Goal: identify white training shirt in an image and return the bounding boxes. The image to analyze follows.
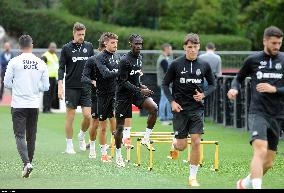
[4,52,50,108]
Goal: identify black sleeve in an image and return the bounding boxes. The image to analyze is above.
[160,59,168,73]
[162,62,175,103]
[58,46,66,81]
[41,56,47,63]
[204,64,216,97]
[118,59,140,93]
[81,57,94,84]
[90,44,95,57]
[276,87,284,95]
[231,57,252,90]
[95,55,117,79]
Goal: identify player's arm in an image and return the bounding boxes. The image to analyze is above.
[58,46,67,100]
[95,55,117,79]
[228,57,252,100]
[81,57,93,85]
[39,63,50,92]
[3,60,14,89]
[162,63,182,112]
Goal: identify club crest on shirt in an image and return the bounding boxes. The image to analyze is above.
[196,69,201,76]
[275,63,282,70]
[83,48,87,53]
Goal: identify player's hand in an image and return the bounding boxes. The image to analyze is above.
[141,88,154,97]
[58,85,64,100]
[171,101,183,113]
[227,89,238,100]
[193,89,205,102]
[256,83,277,93]
[140,84,148,89]
[92,80,96,87]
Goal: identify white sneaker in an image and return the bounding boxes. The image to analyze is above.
[116,156,125,167]
[141,138,155,151]
[65,147,76,154]
[78,133,86,151]
[188,177,200,187]
[89,152,96,159]
[22,163,33,178]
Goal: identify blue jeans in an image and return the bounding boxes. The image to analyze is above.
[159,88,173,121]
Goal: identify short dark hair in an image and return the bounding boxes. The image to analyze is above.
[161,43,171,51]
[184,33,199,45]
[263,26,283,38]
[19,35,33,49]
[206,42,215,50]
[129,34,143,43]
[98,32,107,49]
[73,22,86,32]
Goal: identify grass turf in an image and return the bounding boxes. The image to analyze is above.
[0,106,283,189]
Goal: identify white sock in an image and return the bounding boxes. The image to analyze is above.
[125,127,131,138]
[242,174,252,188]
[66,139,73,147]
[90,140,95,151]
[116,148,122,157]
[26,163,32,168]
[101,144,107,155]
[79,130,86,139]
[122,128,127,140]
[144,128,152,140]
[252,178,262,189]
[189,164,199,179]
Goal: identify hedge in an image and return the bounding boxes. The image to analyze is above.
[0,1,252,50]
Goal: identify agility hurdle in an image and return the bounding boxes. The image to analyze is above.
[135,137,219,171]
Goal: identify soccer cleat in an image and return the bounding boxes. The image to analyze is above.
[116,156,125,167]
[78,133,86,151]
[141,138,155,151]
[89,151,96,159]
[101,154,112,163]
[237,179,246,189]
[122,138,134,149]
[65,147,76,154]
[188,177,200,187]
[22,163,33,178]
[169,149,179,160]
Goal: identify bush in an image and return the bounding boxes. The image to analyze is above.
[0,1,251,50]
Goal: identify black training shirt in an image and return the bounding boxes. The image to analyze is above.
[162,55,216,111]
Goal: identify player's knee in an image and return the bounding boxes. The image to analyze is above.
[116,124,124,133]
[149,104,158,115]
[174,142,187,151]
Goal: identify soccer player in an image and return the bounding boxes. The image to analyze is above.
[115,34,158,167]
[92,32,120,162]
[227,26,284,189]
[58,22,94,154]
[4,35,50,178]
[162,33,216,187]
[81,32,117,160]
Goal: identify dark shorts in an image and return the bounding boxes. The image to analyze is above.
[248,113,280,151]
[97,94,115,121]
[91,94,98,119]
[65,87,91,109]
[173,110,204,139]
[115,93,147,119]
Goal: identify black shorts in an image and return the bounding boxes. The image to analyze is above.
[97,94,115,121]
[91,94,98,119]
[173,110,204,139]
[65,87,91,109]
[248,114,280,151]
[115,93,147,119]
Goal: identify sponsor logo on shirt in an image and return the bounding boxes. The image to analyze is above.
[72,57,89,63]
[130,69,142,76]
[180,78,202,84]
[256,71,283,79]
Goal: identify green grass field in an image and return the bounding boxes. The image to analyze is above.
[0,106,283,189]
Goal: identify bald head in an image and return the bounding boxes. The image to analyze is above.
[4,42,11,52]
[48,42,57,53]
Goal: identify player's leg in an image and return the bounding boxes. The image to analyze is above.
[122,118,134,149]
[89,117,99,158]
[139,97,158,150]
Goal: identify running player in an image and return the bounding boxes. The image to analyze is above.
[162,33,216,187]
[115,34,158,167]
[228,26,284,189]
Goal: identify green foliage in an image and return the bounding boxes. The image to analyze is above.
[0,1,251,50]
